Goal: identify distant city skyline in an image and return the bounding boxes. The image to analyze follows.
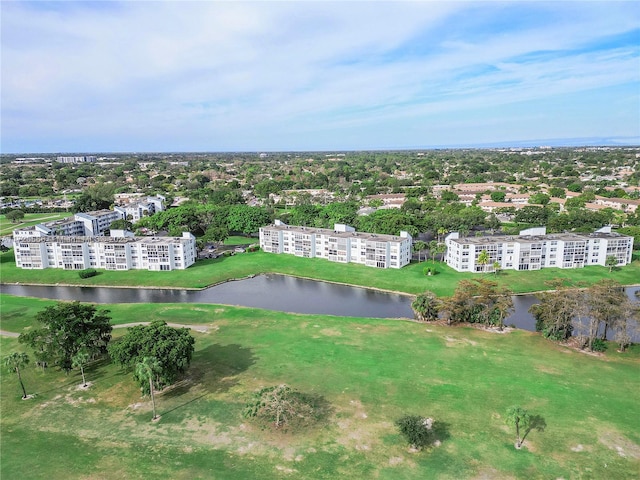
[2,1,639,154]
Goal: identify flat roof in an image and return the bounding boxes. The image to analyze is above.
[261,224,409,242]
[15,235,191,245]
[450,231,632,245]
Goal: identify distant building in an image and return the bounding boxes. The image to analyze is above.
[56,156,97,164]
[13,210,123,239]
[114,195,166,222]
[260,221,412,269]
[445,226,634,273]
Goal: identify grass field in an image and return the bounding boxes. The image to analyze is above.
[1,295,639,479]
[0,212,72,236]
[223,235,258,246]
[1,248,639,296]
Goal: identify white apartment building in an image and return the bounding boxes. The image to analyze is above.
[13,210,124,240]
[114,195,166,222]
[445,226,634,273]
[13,232,196,271]
[260,221,412,268]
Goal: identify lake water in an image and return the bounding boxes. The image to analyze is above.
[1,276,638,335]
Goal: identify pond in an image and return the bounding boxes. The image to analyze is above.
[1,276,638,337]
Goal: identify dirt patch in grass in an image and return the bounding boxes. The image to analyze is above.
[599,430,640,459]
[320,328,342,337]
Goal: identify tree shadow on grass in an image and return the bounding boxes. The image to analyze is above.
[522,414,547,443]
[431,420,452,445]
[159,343,256,404]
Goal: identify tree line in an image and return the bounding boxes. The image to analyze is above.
[412,279,639,353]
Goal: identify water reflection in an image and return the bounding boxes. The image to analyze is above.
[1,278,637,335]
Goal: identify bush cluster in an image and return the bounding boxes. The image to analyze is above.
[78,268,97,279]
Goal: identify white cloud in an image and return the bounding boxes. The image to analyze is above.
[1,1,638,151]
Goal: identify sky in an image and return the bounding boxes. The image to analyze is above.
[1,1,639,153]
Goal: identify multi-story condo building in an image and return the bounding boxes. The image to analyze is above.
[13,232,196,271]
[260,221,412,268]
[13,210,124,240]
[114,195,166,222]
[445,226,633,273]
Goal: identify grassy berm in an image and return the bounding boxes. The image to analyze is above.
[1,296,639,479]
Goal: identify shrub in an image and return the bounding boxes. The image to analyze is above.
[591,338,607,352]
[244,384,330,430]
[78,268,97,279]
[395,415,436,450]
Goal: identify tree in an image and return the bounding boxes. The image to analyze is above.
[19,302,112,372]
[434,242,447,263]
[5,209,25,223]
[72,349,90,387]
[428,240,438,262]
[108,321,195,393]
[243,384,327,429]
[227,205,272,236]
[412,291,440,322]
[109,219,133,231]
[492,261,502,276]
[5,352,30,399]
[477,250,490,273]
[578,280,630,351]
[490,191,506,202]
[136,357,161,421]
[413,241,427,262]
[441,279,513,327]
[605,255,618,273]
[395,415,437,450]
[529,288,577,341]
[505,406,531,448]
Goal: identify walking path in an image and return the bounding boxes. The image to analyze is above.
[0,322,210,338]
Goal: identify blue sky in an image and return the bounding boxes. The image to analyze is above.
[1,1,639,153]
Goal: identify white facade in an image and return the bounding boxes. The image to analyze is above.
[56,156,97,163]
[114,195,166,222]
[445,227,634,273]
[14,232,196,271]
[260,221,412,268]
[13,210,125,239]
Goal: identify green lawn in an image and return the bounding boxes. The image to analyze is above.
[1,248,639,296]
[1,296,639,479]
[223,235,258,246]
[0,212,72,236]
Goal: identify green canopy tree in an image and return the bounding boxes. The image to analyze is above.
[4,352,30,399]
[108,321,195,393]
[411,291,440,322]
[605,255,618,273]
[19,301,112,372]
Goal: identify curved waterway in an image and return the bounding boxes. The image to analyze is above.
[0,274,414,319]
[1,277,638,334]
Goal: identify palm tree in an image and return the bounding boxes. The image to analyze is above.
[435,242,447,263]
[413,241,427,262]
[72,350,90,387]
[477,250,490,273]
[493,261,502,276]
[136,357,161,421]
[4,352,30,399]
[505,406,531,448]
